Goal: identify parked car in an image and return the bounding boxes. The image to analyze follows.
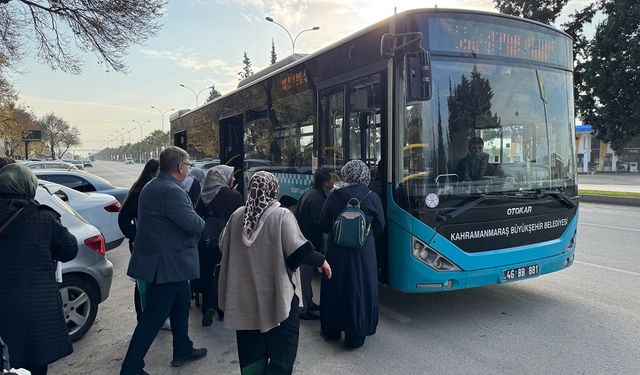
[35,183,114,342]
[68,160,85,170]
[125,157,134,165]
[24,161,78,171]
[43,181,125,250]
[82,159,93,167]
[33,170,129,203]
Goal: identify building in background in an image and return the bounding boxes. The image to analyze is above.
[575,124,640,173]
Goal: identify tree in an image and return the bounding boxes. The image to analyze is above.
[205,84,221,102]
[270,39,277,65]
[38,113,80,159]
[492,0,569,24]
[0,75,16,104]
[0,0,165,74]
[570,0,640,152]
[0,103,36,158]
[238,51,253,80]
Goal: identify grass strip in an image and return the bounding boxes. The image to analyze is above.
[579,189,640,199]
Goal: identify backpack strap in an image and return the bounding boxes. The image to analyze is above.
[0,207,24,235]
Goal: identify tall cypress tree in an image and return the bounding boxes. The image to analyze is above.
[270,39,277,65]
[238,52,253,80]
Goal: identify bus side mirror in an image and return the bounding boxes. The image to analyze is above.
[406,50,432,103]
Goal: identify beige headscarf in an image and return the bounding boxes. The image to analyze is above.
[0,164,38,199]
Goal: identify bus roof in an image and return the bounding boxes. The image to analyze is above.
[172,8,571,120]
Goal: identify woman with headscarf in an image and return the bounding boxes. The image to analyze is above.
[218,171,332,374]
[0,164,78,375]
[118,158,160,321]
[194,165,242,326]
[319,159,385,350]
[183,167,205,205]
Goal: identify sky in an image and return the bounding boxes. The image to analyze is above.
[7,0,593,155]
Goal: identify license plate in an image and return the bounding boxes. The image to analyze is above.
[502,264,539,282]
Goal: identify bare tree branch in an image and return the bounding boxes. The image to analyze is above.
[0,0,165,73]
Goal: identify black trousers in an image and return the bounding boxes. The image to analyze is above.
[129,241,143,321]
[299,264,315,313]
[198,245,221,314]
[24,365,47,375]
[236,295,299,375]
[120,281,193,375]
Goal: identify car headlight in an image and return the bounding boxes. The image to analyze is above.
[412,236,461,272]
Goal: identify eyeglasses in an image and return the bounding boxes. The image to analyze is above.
[178,161,190,168]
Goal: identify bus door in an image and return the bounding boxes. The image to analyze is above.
[319,72,388,280]
[220,114,245,197]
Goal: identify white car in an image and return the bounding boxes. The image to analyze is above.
[125,157,134,165]
[40,181,125,250]
[35,184,114,341]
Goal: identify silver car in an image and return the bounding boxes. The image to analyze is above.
[36,183,114,342]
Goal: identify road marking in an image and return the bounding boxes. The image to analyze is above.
[380,305,411,323]
[575,260,640,277]
[579,222,640,232]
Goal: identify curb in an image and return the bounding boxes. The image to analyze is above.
[579,194,640,207]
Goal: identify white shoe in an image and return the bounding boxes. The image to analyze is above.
[161,318,171,331]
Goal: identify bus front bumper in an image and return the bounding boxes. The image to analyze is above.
[391,249,575,293]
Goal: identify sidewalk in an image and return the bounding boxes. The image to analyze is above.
[577,173,640,206]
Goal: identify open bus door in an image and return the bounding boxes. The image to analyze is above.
[318,72,389,282]
[220,114,245,198]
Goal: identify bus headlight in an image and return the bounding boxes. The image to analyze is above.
[565,230,577,253]
[412,236,461,272]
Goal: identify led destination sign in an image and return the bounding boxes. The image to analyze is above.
[428,15,572,68]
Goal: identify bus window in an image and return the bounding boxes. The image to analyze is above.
[319,87,345,170]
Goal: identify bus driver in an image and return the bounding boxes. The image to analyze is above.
[456,137,502,181]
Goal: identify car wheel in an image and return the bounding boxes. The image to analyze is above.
[59,275,99,342]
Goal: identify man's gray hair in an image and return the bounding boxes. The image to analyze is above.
[159,146,189,172]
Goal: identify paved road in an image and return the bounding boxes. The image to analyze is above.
[578,173,640,192]
[51,161,640,374]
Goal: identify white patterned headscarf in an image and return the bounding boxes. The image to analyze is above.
[242,171,279,241]
[341,160,371,186]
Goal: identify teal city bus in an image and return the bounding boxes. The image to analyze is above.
[170,8,578,292]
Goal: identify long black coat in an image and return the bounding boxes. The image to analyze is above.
[319,184,385,337]
[0,197,78,368]
[295,186,327,250]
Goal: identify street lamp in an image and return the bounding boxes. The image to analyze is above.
[179,84,211,107]
[265,16,319,55]
[150,106,175,133]
[121,127,137,144]
[132,120,150,142]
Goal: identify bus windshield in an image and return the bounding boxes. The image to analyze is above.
[395,60,576,213]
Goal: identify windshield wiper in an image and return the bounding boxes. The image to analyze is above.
[437,193,513,222]
[518,189,578,209]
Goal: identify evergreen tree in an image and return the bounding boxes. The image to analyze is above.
[492,0,569,24]
[569,0,640,152]
[205,84,222,102]
[270,39,277,65]
[238,52,253,80]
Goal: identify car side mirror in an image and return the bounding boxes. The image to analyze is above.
[54,190,69,202]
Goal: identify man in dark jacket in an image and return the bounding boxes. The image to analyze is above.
[120,147,207,375]
[294,168,334,320]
